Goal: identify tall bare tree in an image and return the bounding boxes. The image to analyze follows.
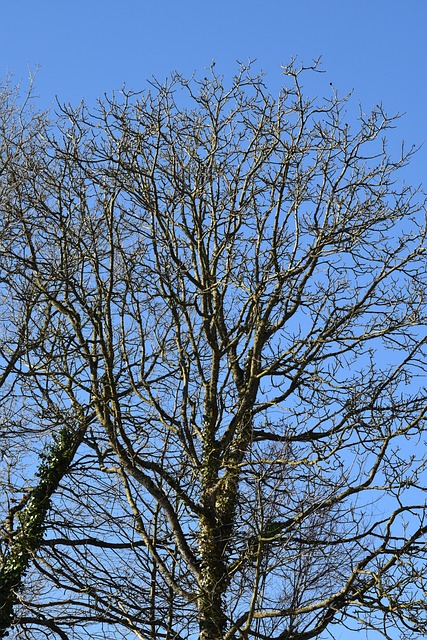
[1,62,427,640]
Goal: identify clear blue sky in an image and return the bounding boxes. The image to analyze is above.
[1,0,426,184]
[1,3,425,639]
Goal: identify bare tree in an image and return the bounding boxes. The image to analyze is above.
[1,62,427,640]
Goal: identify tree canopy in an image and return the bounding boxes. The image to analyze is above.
[1,62,427,640]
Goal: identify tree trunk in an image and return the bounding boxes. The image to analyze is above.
[198,517,229,640]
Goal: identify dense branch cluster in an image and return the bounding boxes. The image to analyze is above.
[1,63,427,640]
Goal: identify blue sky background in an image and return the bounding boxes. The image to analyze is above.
[0,3,425,639]
[1,0,426,185]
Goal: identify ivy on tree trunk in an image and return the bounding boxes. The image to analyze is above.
[0,423,87,637]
